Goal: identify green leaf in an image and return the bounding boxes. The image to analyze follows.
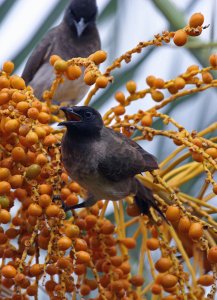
[0,0,16,24]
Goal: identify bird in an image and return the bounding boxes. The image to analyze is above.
[22,0,101,104]
[58,106,166,220]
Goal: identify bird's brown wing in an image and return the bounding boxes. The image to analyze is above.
[98,127,158,182]
[22,31,54,84]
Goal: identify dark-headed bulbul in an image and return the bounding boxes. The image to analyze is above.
[22,0,101,104]
[58,106,166,220]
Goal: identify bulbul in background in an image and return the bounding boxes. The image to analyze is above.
[22,0,101,104]
[59,106,166,220]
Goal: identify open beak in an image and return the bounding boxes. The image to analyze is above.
[58,107,81,126]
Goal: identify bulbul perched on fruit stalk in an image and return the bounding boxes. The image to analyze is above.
[22,0,101,104]
[58,106,166,220]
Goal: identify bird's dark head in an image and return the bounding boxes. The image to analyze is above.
[58,106,103,136]
[64,0,98,37]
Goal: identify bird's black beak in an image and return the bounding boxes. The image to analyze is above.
[58,107,81,126]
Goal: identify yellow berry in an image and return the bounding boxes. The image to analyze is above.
[126,80,136,93]
[209,54,217,68]
[65,65,82,80]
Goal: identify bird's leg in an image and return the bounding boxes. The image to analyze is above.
[62,194,97,212]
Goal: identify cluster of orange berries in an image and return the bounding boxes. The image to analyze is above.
[173,12,205,46]
[49,50,109,89]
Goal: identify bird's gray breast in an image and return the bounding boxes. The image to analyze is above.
[29,63,88,103]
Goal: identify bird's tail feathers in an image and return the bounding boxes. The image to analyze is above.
[135,179,167,222]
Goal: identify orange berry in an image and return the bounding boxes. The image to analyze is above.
[205,147,217,159]
[76,250,91,264]
[155,257,172,272]
[0,181,11,195]
[10,75,25,90]
[46,264,58,275]
[39,194,52,208]
[74,238,88,251]
[126,203,140,217]
[27,107,39,120]
[188,222,203,240]
[0,209,11,223]
[130,275,144,286]
[84,71,97,85]
[110,256,123,267]
[161,274,178,288]
[39,184,52,195]
[26,284,37,296]
[146,75,156,87]
[146,238,160,250]
[213,184,217,195]
[54,59,68,72]
[141,113,153,127]
[173,30,188,46]
[100,221,115,234]
[202,72,213,84]
[154,78,165,89]
[4,119,20,133]
[207,246,217,264]
[113,105,125,115]
[26,164,41,179]
[28,203,43,217]
[80,284,91,296]
[151,283,162,295]
[3,61,14,74]
[197,274,214,286]
[0,168,10,181]
[189,13,204,28]
[11,91,26,102]
[91,50,107,64]
[1,265,17,278]
[38,112,50,124]
[57,236,72,251]
[0,77,10,89]
[26,131,39,146]
[11,147,26,163]
[36,154,48,166]
[174,77,185,89]
[192,137,203,147]
[96,76,109,88]
[65,194,79,206]
[209,54,217,68]
[151,90,164,102]
[0,92,10,105]
[49,55,61,66]
[68,182,81,193]
[85,215,97,228]
[65,224,80,238]
[65,64,82,80]
[34,127,46,140]
[29,264,43,276]
[178,216,191,233]
[45,204,60,218]
[120,261,131,274]
[119,238,136,249]
[16,101,30,113]
[9,175,23,189]
[166,206,181,223]
[115,91,125,104]
[191,151,203,162]
[126,80,136,93]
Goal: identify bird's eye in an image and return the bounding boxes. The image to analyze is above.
[84,111,93,119]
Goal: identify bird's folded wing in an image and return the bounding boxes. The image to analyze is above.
[22,31,54,84]
[98,128,158,182]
